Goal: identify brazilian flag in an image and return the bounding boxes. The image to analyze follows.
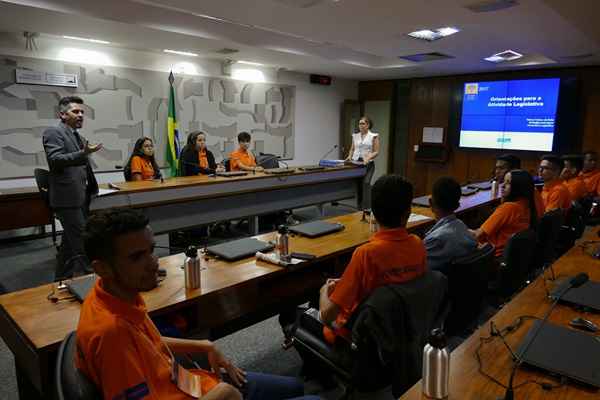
[166,71,180,177]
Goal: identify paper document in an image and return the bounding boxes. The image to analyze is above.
[408,213,432,223]
[422,127,444,144]
[97,188,118,196]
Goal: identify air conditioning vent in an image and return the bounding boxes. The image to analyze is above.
[465,0,519,13]
[398,52,454,62]
[272,0,326,8]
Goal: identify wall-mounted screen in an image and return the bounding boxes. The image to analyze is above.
[458,78,560,151]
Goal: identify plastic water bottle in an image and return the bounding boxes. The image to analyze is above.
[184,246,201,290]
[422,328,450,399]
[276,225,290,262]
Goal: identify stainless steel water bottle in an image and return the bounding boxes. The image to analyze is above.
[491,179,499,198]
[276,225,290,262]
[184,246,201,289]
[422,328,450,399]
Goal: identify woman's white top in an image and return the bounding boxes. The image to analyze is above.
[351,130,379,161]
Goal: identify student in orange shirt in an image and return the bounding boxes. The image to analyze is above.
[470,170,537,257]
[580,150,600,196]
[494,154,521,183]
[77,208,318,400]
[124,137,162,181]
[229,132,264,172]
[179,131,225,176]
[560,154,586,202]
[539,155,571,212]
[319,175,427,343]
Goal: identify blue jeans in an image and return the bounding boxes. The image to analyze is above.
[243,372,319,400]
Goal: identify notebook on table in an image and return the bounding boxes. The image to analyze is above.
[298,165,325,171]
[288,220,344,238]
[216,171,248,177]
[206,238,275,261]
[264,168,295,174]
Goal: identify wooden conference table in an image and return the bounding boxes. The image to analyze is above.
[400,227,600,400]
[0,189,499,399]
[0,166,365,235]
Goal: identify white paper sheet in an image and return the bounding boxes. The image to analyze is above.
[422,127,444,144]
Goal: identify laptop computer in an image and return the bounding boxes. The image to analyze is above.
[412,195,430,207]
[461,186,478,196]
[516,320,600,388]
[298,165,325,171]
[67,274,97,302]
[288,220,344,238]
[264,167,295,174]
[216,171,248,177]
[467,181,493,191]
[550,279,600,312]
[206,237,275,261]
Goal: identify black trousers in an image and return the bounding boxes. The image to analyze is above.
[54,206,90,279]
[356,161,375,210]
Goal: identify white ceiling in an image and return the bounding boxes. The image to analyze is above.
[1,0,599,80]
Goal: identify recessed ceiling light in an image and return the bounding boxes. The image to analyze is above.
[63,35,110,44]
[237,60,264,66]
[163,49,198,57]
[484,49,523,63]
[407,27,460,41]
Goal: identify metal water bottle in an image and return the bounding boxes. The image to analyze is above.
[276,225,290,262]
[491,179,499,198]
[184,246,201,290]
[422,328,450,399]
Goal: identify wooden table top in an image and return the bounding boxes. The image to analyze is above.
[399,227,600,400]
[0,209,438,353]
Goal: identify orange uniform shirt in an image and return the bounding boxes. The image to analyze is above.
[130,155,156,180]
[325,227,427,343]
[564,176,586,202]
[580,170,600,196]
[198,150,209,169]
[229,148,256,171]
[481,199,531,257]
[541,180,571,212]
[76,280,219,400]
[533,189,544,219]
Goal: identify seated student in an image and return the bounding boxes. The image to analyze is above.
[319,174,427,343]
[423,177,477,275]
[560,154,586,202]
[470,170,537,257]
[539,155,571,212]
[77,208,317,400]
[580,150,600,197]
[180,131,225,176]
[229,132,264,172]
[124,137,162,181]
[494,154,521,183]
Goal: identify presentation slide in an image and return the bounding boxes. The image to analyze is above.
[459,78,560,151]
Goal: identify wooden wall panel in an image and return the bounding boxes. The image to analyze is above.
[365,66,600,196]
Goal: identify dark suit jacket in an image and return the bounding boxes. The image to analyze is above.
[42,123,98,208]
[179,147,217,176]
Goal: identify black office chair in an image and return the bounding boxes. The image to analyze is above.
[533,209,563,275]
[55,331,101,400]
[224,158,231,172]
[257,152,280,169]
[497,229,537,300]
[445,243,495,336]
[557,201,586,256]
[287,271,448,398]
[34,168,57,246]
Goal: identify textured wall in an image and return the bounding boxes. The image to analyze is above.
[0,55,295,178]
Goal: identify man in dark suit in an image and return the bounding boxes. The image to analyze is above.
[43,96,102,279]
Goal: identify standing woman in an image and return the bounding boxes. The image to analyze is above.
[345,116,380,209]
[124,137,161,181]
[179,131,224,176]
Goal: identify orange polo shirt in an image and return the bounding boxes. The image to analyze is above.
[481,199,531,257]
[76,280,219,400]
[564,176,586,202]
[198,149,209,169]
[580,170,600,196]
[533,189,544,219]
[541,180,571,212]
[130,155,155,180]
[229,148,255,171]
[325,227,427,343]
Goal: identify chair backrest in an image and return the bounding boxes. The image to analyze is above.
[534,208,564,269]
[445,243,495,334]
[500,228,537,297]
[55,331,101,400]
[567,200,587,239]
[224,158,231,172]
[34,168,51,206]
[257,153,279,169]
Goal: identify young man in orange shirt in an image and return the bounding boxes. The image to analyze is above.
[539,155,571,212]
[319,175,427,343]
[560,155,586,202]
[229,132,264,172]
[77,208,317,400]
[580,150,600,197]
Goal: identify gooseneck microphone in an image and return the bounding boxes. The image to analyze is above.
[320,144,338,161]
[501,273,589,400]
